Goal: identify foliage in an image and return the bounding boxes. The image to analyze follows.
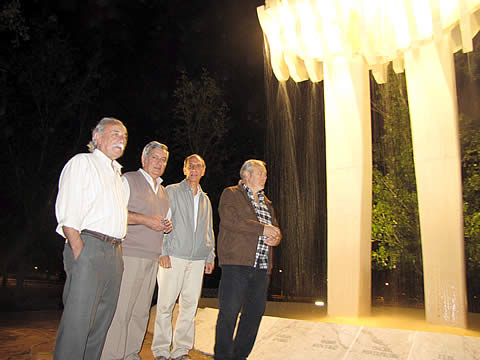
[0,0,29,47]
[172,69,229,157]
[372,170,412,269]
[456,44,480,310]
[370,67,424,305]
[4,16,103,201]
[460,115,480,274]
[371,68,422,278]
[371,62,480,308]
[1,9,105,288]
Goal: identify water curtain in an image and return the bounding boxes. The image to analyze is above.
[258,0,480,327]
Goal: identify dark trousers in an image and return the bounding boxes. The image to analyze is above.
[53,233,124,360]
[214,265,269,360]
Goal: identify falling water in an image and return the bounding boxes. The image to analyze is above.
[454,41,480,313]
[262,44,426,306]
[262,33,480,316]
[263,38,327,300]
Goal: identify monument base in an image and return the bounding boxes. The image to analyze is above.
[148,300,480,359]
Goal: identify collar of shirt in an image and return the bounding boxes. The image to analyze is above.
[93,149,123,175]
[181,178,204,196]
[177,179,202,231]
[139,168,163,193]
[241,182,265,203]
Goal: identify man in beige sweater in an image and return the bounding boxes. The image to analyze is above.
[101,141,172,360]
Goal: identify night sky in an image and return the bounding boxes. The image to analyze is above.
[52,0,268,177]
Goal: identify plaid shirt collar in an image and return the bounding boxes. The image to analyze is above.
[242,182,265,204]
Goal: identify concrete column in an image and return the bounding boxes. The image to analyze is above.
[404,36,467,328]
[324,55,372,317]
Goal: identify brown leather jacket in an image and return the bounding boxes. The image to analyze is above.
[217,183,279,273]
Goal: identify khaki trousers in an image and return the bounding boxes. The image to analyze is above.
[151,257,205,359]
[101,256,158,360]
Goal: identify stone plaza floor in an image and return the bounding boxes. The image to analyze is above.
[0,309,212,360]
[2,294,480,359]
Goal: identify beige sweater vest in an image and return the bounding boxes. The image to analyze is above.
[122,170,170,260]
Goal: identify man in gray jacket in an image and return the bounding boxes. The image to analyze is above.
[151,154,215,360]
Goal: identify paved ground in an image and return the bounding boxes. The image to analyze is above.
[4,301,480,359]
[3,280,480,359]
[0,280,213,360]
[0,310,213,360]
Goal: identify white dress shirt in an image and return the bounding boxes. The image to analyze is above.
[55,149,128,239]
[193,189,200,231]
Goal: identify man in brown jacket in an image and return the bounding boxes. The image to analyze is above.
[214,159,282,360]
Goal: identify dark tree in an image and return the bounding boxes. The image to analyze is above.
[1,8,105,293]
[172,69,228,158]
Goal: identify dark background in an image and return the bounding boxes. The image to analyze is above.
[2,0,480,313]
[1,0,271,297]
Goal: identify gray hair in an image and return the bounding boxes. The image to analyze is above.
[142,141,169,159]
[183,154,206,168]
[240,159,266,180]
[87,117,125,152]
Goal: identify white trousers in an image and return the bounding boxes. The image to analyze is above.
[151,257,205,359]
[101,256,158,360]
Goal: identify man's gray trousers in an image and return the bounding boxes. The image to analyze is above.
[53,233,124,360]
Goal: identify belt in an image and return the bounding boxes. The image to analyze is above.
[81,229,123,246]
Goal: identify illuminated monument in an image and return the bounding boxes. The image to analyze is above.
[257,0,480,327]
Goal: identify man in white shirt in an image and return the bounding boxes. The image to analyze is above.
[54,117,128,360]
[101,141,173,360]
[152,154,215,360]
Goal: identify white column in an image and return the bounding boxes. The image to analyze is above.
[324,55,372,317]
[404,36,467,328]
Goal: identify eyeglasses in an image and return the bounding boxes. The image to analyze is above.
[187,163,204,170]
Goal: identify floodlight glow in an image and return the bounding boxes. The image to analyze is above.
[257,0,480,83]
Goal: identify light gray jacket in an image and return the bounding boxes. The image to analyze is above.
[162,179,215,263]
